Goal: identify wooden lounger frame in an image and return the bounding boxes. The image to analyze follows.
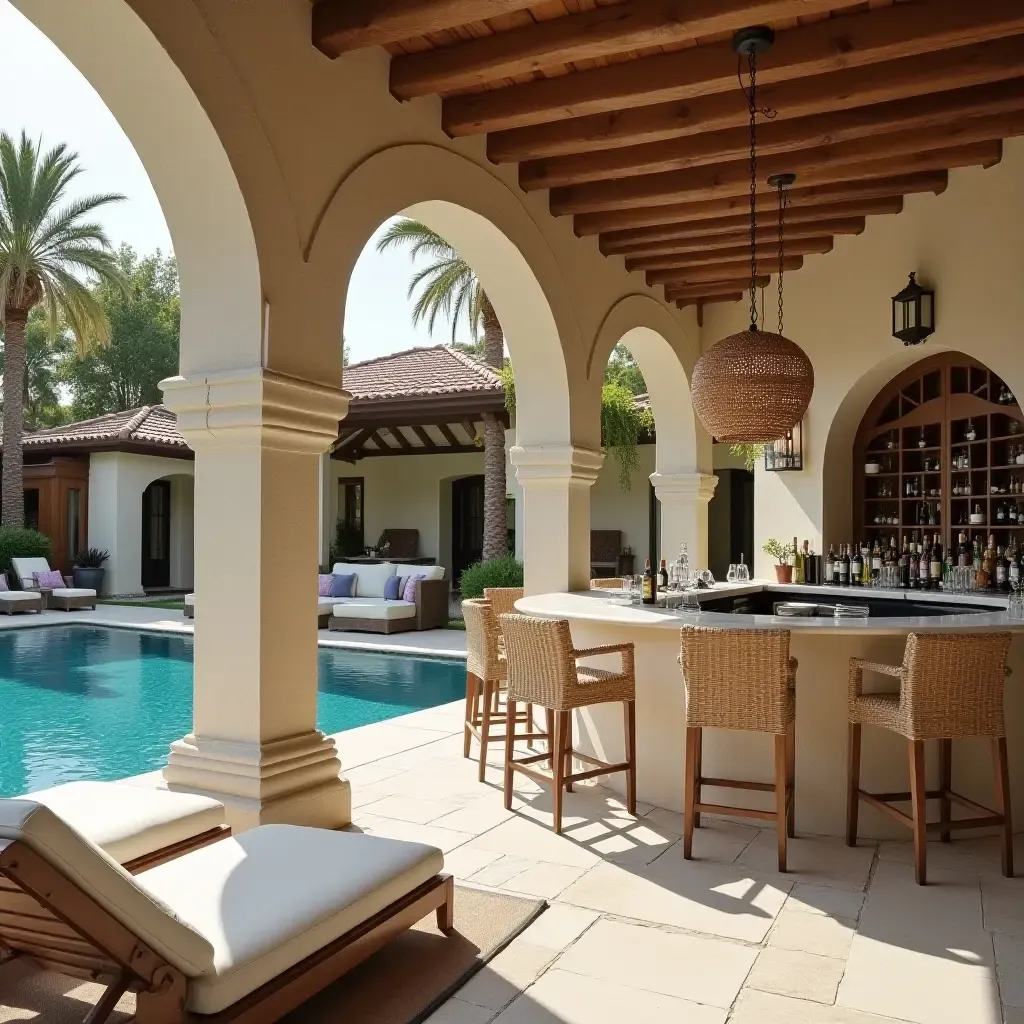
[0,837,454,1023]
[121,826,232,875]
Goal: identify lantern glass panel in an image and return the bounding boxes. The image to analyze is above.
[922,293,934,330]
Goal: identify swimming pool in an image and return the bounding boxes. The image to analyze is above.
[0,626,465,797]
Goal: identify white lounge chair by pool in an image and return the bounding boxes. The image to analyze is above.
[11,556,97,611]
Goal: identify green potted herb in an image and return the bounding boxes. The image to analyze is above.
[72,548,109,592]
[763,538,795,584]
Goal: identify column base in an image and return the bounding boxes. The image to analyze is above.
[163,730,351,832]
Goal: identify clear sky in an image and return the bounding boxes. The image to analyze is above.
[0,0,466,364]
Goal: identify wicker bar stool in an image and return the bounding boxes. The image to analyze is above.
[462,599,543,783]
[847,631,1014,885]
[483,588,540,745]
[679,626,797,871]
[500,613,637,835]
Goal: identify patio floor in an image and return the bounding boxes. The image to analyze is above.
[15,606,1023,1022]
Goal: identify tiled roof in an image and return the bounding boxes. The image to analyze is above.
[343,345,502,400]
[23,405,187,451]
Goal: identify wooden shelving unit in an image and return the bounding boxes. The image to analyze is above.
[854,353,1024,555]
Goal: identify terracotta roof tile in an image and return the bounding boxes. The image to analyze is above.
[343,345,502,399]
[23,405,187,450]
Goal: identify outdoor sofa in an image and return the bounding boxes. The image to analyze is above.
[325,560,449,634]
[0,798,453,1022]
[11,556,97,611]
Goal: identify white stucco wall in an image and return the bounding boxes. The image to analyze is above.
[88,452,195,595]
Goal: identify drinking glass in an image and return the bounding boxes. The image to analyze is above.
[726,564,738,583]
[628,574,642,604]
[1008,587,1024,620]
[735,563,750,582]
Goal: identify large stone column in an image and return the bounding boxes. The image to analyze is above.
[160,368,351,832]
[650,472,717,569]
[510,445,603,594]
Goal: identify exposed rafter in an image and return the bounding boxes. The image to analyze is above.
[626,237,834,273]
[444,1,1024,136]
[666,278,771,302]
[677,294,745,309]
[647,256,804,288]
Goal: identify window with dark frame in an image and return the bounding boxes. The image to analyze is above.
[337,477,364,548]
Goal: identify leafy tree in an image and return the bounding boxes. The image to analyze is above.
[0,309,72,429]
[605,343,647,396]
[376,219,508,561]
[0,131,125,525]
[60,246,179,420]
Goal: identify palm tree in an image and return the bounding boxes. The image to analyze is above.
[376,219,508,561]
[0,131,126,526]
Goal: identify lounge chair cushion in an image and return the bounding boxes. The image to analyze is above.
[23,782,225,865]
[331,561,398,599]
[317,596,337,615]
[185,594,195,608]
[137,825,443,1014]
[0,799,215,976]
[0,592,42,604]
[331,598,417,621]
[50,588,97,599]
[11,557,53,590]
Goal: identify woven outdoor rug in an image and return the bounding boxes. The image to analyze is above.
[0,885,545,1024]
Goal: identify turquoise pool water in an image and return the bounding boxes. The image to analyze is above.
[0,626,464,797]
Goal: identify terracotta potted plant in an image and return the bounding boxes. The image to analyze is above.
[763,538,794,584]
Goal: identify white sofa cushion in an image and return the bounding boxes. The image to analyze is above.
[417,565,446,582]
[317,596,337,614]
[184,594,195,608]
[0,592,42,603]
[51,588,96,599]
[23,782,225,866]
[332,598,416,621]
[137,825,443,1014]
[332,561,397,598]
[0,799,215,976]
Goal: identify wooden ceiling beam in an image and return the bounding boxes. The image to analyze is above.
[488,37,1024,163]
[575,175,943,234]
[521,78,1024,191]
[444,0,1024,136]
[668,279,770,300]
[649,256,804,287]
[312,0,539,57]
[387,426,414,451]
[410,424,440,451]
[678,294,745,309]
[608,218,865,258]
[553,137,1005,216]
[438,423,462,448]
[391,0,841,99]
[600,201,899,250]
[626,237,834,272]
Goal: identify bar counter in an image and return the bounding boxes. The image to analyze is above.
[515,583,1024,838]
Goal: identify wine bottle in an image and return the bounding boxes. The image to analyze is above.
[996,546,1010,592]
[871,539,882,582]
[824,545,835,585]
[850,544,863,587]
[839,545,851,586]
[659,558,669,590]
[1010,541,1021,590]
[909,542,920,590]
[957,531,971,568]
[899,538,910,589]
[642,558,655,605]
[930,536,943,589]
[919,535,932,590]
[793,536,803,585]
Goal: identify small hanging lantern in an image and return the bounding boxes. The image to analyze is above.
[764,421,803,471]
[891,272,935,346]
[689,27,814,444]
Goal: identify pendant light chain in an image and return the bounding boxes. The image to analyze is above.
[777,180,790,335]
[747,49,758,332]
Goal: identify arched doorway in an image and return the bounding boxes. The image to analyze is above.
[141,473,194,592]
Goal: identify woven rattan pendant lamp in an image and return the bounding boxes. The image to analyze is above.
[689,27,814,444]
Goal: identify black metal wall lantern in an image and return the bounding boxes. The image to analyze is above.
[892,272,935,346]
[764,420,803,472]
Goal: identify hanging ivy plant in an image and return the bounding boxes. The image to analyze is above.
[500,368,652,491]
[729,443,764,471]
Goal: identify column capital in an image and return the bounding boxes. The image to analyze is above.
[510,445,604,486]
[650,471,718,504]
[160,367,349,454]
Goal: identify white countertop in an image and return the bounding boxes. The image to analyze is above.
[517,581,1024,635]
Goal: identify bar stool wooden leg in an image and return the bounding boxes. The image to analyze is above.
[846,723,861,847]
[939,738,952,844]
[564,712,574,794]
[504,698,517,811]
[908,739,928,885]
[692,727,703,829]
[683,727,699,860]
[479,680,494,783]
[786,719,796,839]
[624,700,637,816]
[774,734,788,872]
[993,736,1014,878]
[464,671,477,759]
[545,708,555,769]
[552,713,567,835]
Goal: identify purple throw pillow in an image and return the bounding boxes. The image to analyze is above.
[402,573,426,603]
[383,574,401,601]
[329,573,356,599]
[34,570,65,589]
[318,574,334,597]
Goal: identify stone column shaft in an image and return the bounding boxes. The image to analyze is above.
[650,472,718,570]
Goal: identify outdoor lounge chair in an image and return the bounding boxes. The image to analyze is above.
[184,593,194,619]
[0,799,453,1022]
[0,573,43,615]
[11,556,97,611]
[22,781,228,873]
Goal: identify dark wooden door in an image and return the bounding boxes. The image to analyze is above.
[141,480,171,589]
[452,475,484,585]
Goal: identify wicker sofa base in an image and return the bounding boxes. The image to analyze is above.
[0,598,43,615]
[328,615,418,635]
[48,595,97,611]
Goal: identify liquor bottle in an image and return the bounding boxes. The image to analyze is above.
[957,531,971,568]
[659,559,669,590]
[824,545,835,585]
[1011,541,1021,590]
[984,536,997,591]
[996,546,1010,592]
[839,545,851,587]
[909,541,920,590]
[929,536,943,589]
[919,535,932,590]
[850,544,863,587]
[998,503,1007,524]
[803,540,816,585]
[870,539,882,582]
[642,559,656,604]
[917,501,928,527]
[1011,503,1019,525]
[973,537,983,574]
[793,536,803,585]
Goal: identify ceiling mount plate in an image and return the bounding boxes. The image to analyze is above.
[767,173,798,189]
[732,26,775,56]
